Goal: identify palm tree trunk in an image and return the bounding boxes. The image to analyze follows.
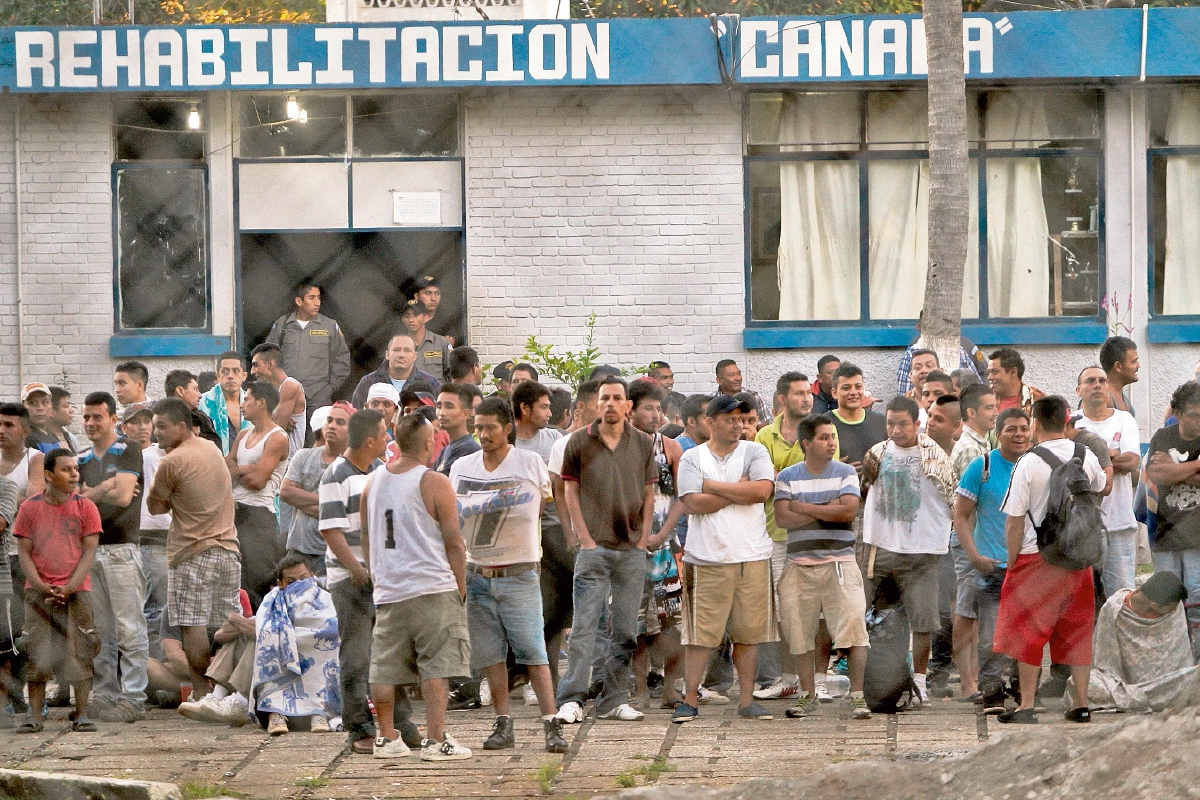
[920,0,970,371]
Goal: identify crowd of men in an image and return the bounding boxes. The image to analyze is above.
[2,278,1200,764]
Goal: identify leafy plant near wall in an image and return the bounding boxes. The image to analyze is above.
[523,313,650,393]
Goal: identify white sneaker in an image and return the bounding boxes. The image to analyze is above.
[815,682,834,704]
[698,687,730,705]
[310,714,330,733]
[523,683,538,706]
[596,703,643,721]
[554,701,584,724]
[179,694,228,724]
[753,676,800,700]
[373,735,411,759]
[216,693,250,726]
[420,734,472,761]
[479,681,492,707]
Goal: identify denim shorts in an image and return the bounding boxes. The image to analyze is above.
[465,568,548,670]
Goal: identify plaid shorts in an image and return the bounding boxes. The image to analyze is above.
[168,547,242,628]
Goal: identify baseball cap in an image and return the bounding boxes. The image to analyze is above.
[120,401,154,424]
[401,299,429,317]
[21,382,50,403]
[366,383,401,406]
[1067,411,1084,425]
[309,406,332,434]
[401,388,436,407]
[706,394,753,417]
[413,275,440,291]
[493,361,515,382]
[1140,570,1188,606]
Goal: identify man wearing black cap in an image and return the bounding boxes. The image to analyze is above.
[1088,572,1197,712]
[401,300,451,381]
[492,362,515,398]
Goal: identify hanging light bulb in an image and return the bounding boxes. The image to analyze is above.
[286,94,300,120]
[187,103,201,131]
[298,108,308,124]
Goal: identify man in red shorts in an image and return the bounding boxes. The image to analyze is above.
[996,395,1105,724]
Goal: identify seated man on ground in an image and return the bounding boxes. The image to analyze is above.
[252,555,341,735]
[1088,571,1198,712]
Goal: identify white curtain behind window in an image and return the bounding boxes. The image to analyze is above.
[985,94,1050,317]
[1163,88,1200,316]
[776,93,861,321]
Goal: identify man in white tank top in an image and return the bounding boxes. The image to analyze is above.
[0,403,45,650]
[250,343,308,456]
[360,413,472,762]
[226,382,289,609]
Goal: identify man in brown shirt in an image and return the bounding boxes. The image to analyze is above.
[147,398,240,683]
[554,377,656,724]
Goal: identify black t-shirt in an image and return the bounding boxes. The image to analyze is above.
[1149,424,1200,551]
[831,409,888,465]
[434,433,481,476]
[78,437,144,546]
[25,428,61,455]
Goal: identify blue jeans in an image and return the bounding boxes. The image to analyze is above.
[1152,548,1200,660]
[91,543,149,706]
[1101,527,1138,599]
[466,569,549,670]
[140,540,168,661]
[556,545,645,715]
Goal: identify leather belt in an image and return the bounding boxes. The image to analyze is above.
[468,562,540,579]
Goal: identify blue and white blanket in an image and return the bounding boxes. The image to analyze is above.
[251,578,341,717]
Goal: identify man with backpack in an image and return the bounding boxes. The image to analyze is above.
[996,396,1105,724]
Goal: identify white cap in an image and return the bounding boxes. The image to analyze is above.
[366,383,401,405]
[309,405,332,434]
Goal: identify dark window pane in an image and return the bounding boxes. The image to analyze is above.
[352,95,459,157]
[116,167,208,329]
[240,94,346,158]
[115,99,205,161]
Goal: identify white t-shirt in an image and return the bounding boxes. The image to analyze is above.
[140,445,172,531]
[548,433,571,476]
[677,440,774,565]
[862,443,951,555]
[1001,438,1106,554]
[450,447,551,567]
[1073,409,1139,531]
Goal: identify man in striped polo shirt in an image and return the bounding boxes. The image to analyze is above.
[773,413,871,720]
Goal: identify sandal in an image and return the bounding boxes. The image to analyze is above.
[15,721,43,734]
[70,716,97,732]
[661,699,684,710]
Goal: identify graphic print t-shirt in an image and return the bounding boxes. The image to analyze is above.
[1149,424,1200,551]
[862,444,951,555]
[450,447,551,567]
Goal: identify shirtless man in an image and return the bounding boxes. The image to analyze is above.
[249,343,307,456]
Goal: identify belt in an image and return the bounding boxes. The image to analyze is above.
[467,562,540,579]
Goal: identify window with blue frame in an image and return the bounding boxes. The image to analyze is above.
[113,99,210,331]
[745,89,1104,324]
[1149,86,1200,318]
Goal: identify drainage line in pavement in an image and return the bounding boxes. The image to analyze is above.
[558,711,595,775]
[885,714,898,752]
[217,733,274,789]
[975,705,989,741]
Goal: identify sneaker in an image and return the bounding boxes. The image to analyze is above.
[98,699,145,723]
[697,687,730,705]
[671,703,699,724]
[596,703,644,721]
[421,734,472,761]
[267,712,289,735]
[1064,706,1091,723]
[179,694,228,724]
[373,735,411,759]
[815,682,834,704]
[753,676,799,700]
[523,684,538,706]
[737,702,773,720]
[446,687,481,711]
[543,718,568,754]
[849,694,871,720]
[310,714,330,733]
[554,701,585,724]
[785,693,821,719]
[219,694,251,726]
[997,708,1039,724]
[479,680,492,708]
[483,716,515,750]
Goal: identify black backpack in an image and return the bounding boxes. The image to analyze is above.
[1027,443,1105,571]
[863,578,917,713]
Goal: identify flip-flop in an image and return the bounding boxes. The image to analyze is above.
[15,721,43,734]
[70,716,97,732]
[661,699,684,710]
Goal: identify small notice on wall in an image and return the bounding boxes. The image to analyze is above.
[392,191,442,226]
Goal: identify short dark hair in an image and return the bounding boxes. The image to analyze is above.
[735,392,759,416]
[682,394,713,426]
[1032,395,1070,433]
[885,395,920,423]
[394,413,431,456]
[629,380,664,411]
[293,282,319,300]
[1099,336,1137,372]
[512,362,540,381]
[796,413,835,450]
[950,368,981,390]
[989,348,1025,380]
[217,351,244,370]
[512,380,551,421]
[448,346,480,381]
[44,447,75,473]
[1077,364,1106,384]
[438,383,477,410]
[475,396,514,428]
[0,403,29,425]
[83,391,117,416]
[775,371,809,399]
[664,391,685,418]
[348,409,385,449]
[599,375,629,398]
[245,381,280,414]
[165,369,197,400]
[49,386,70,408]
[152,398,192,426]
[275,552,311,582]
[932,394,961,421]
[958,383,994,416]
[250,343,282,364]
[198,371,217,393]
[910,348,939,365]
[715,359,737,376]
[817,355,841,374]
[1171,381,1200,416]
[923,370,954,392]
[588,365,621,381]
[575,380,600,409]
[996,407,1029,435]
[649,361,671,371]
[115,360,148,387]
[549,388,572,426]
[832,362,864,387]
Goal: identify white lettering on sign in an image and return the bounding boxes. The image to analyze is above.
[572,23,609,80]
[401,26,440,82]
[740,21,779,78]
[144,29,183,87]
[314,28,355,84]
[59,30,97,88]
[15,31,55,88]
[782,20,820,78]
[271,29,313,84]
[357,28,396,83]
[826,20,864,77]
[911,19,928,75]
[486,25,524,81]
[187,29,226,86]
[868,19,906,75]
[443,26,483,81]
[393,191,442,226]
[229,29,269,85]
[963,18,994,74]
[529,24,567,80]
[101,29,140,87]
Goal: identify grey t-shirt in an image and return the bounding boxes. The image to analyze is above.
[516,427,564,528]
[283,447,334,556]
